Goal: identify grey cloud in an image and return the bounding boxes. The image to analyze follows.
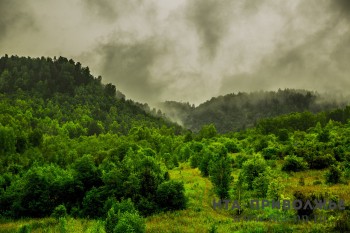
[81,0,150,23]
[0,0,36,43]
[332,0,350,15]
[83,0,119,21]
[186,0,233,59]
[96,37,166,103]
[220,0,350,97]
[2,0,350,105]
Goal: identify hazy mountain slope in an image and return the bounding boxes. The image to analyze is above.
[160,89,348,133]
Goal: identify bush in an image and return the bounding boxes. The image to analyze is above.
[81,187,107,218]
[293,191,314,217]
[136,196,158,216]
[317,130,330,142]
[267,179,283,201]
[209,155,233,200]
[18,225,31,233]
[224,140,240,153]
[15,164,75,218]
[282,155,308,172]
[313,180,322,185]
[51,204,67,219]
[105,207,119,233]
[198,149,212,177]
[235,153,249,168]
[254,137,268,152]
[325,165,342,184]
[277,129,289,142]
[115,198,138,215]
[114,212,145,233]
[156,180,187,211]
[262,147,278,160]
[252,172,270,198]
[311,154,336,169]
[105,199,141,233]
[241,155,267,190]
[189,153,201,168]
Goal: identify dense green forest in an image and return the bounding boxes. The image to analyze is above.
[159,90,348,133]
[0,56,349,232]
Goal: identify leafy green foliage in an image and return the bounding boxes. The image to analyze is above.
[113,212,145,233]
[208,151,233,200]
[325,165,342,184]
[282,155,308,172]
[156,180,186,211]
[197,124,217,140]
[0,125,16,154]
[105,199,145,233]
[240,155,268,190]
[51,205,67,219]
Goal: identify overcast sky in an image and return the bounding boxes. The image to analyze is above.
[1,0,350,105]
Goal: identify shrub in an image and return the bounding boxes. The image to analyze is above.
[282,155,308,172]
[17,164,75,217]
[115,198,138,215]
[325,165,342,184]
[156,180,187,211]
[293,191,314,217]
[311,154,335,169]
[105,199,141,233]
[81,187,107,218]
[277,129,289,142]
[18,225,31,233]
[235,153,249,168]
[208,224,218,233]
[105,207,119,233]
[252,172,270,198]
[209,155,233,200]
[136,196,158,216]
[254,137,268,152]
[267,179,283,201]
[313,180,322,185]
[241,154,267,190]
[262,147,278,160]
[189,153,201,168]
[317,130,330,142]
[198,149,212,176]
[224,140,240,153]
[52,204,67,219]
[114,212,145,233]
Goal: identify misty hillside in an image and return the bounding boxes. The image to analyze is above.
[0,55,181,134]
[159,90,348,133]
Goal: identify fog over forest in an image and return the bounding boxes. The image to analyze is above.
[1,0,350,105]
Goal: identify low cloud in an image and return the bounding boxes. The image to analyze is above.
[1,0,350,105]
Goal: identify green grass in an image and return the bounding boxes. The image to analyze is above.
[0,217,105,233]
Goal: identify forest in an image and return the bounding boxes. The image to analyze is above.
[0,55,349,233]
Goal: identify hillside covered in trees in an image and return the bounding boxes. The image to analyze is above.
[159,90,348,133]
[1,55,350,232]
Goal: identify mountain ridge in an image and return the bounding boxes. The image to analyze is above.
[159,89,349,133]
